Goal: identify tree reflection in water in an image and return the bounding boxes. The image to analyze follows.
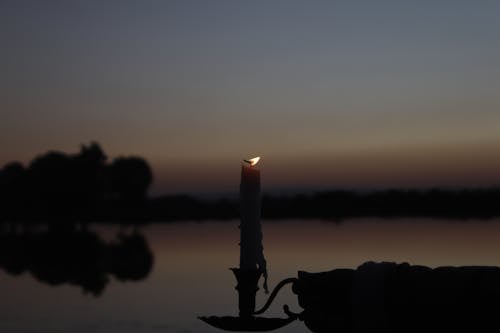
[0,224,153,296]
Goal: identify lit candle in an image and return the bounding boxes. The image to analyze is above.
[239,156,267,282]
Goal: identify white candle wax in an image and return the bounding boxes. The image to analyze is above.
[239,158,265,272]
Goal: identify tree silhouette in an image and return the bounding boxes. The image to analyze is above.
[0,161,26,214]
[109,157,153,200]
[28,151,75,217]
[0,142,153,221]
[73,142,108,213]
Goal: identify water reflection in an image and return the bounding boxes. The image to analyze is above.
[0,224,153,296]
[3,220,500,333]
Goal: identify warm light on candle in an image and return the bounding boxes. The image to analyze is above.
[244,156,261,166]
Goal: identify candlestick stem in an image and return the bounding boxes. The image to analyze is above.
[231,268,262,317]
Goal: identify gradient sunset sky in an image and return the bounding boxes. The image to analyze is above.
[2,1,500,195]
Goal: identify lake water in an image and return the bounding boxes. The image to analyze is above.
[2,218,500,333]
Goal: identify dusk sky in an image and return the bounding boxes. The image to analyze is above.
[2,1,500,195]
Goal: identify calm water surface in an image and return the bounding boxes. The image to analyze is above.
[2,218,500,333]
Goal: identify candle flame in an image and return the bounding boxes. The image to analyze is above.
[244,156,261,166]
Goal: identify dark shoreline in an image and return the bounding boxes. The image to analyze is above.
[149,187,500,222]
[2,188,500,224]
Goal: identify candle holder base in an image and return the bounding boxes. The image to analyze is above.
[199,268,299,331]
[199,315,296,332]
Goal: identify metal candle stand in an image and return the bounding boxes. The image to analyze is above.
[199,268,297,331]
[232,268,261,318]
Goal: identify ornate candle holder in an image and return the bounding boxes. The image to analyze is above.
[200,157,297,331]
[199,268,298,331]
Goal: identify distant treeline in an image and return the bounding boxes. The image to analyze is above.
[2,144,500,222]
[264,188,500,219]
[0,142,152,221]
[148,188,500,221]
